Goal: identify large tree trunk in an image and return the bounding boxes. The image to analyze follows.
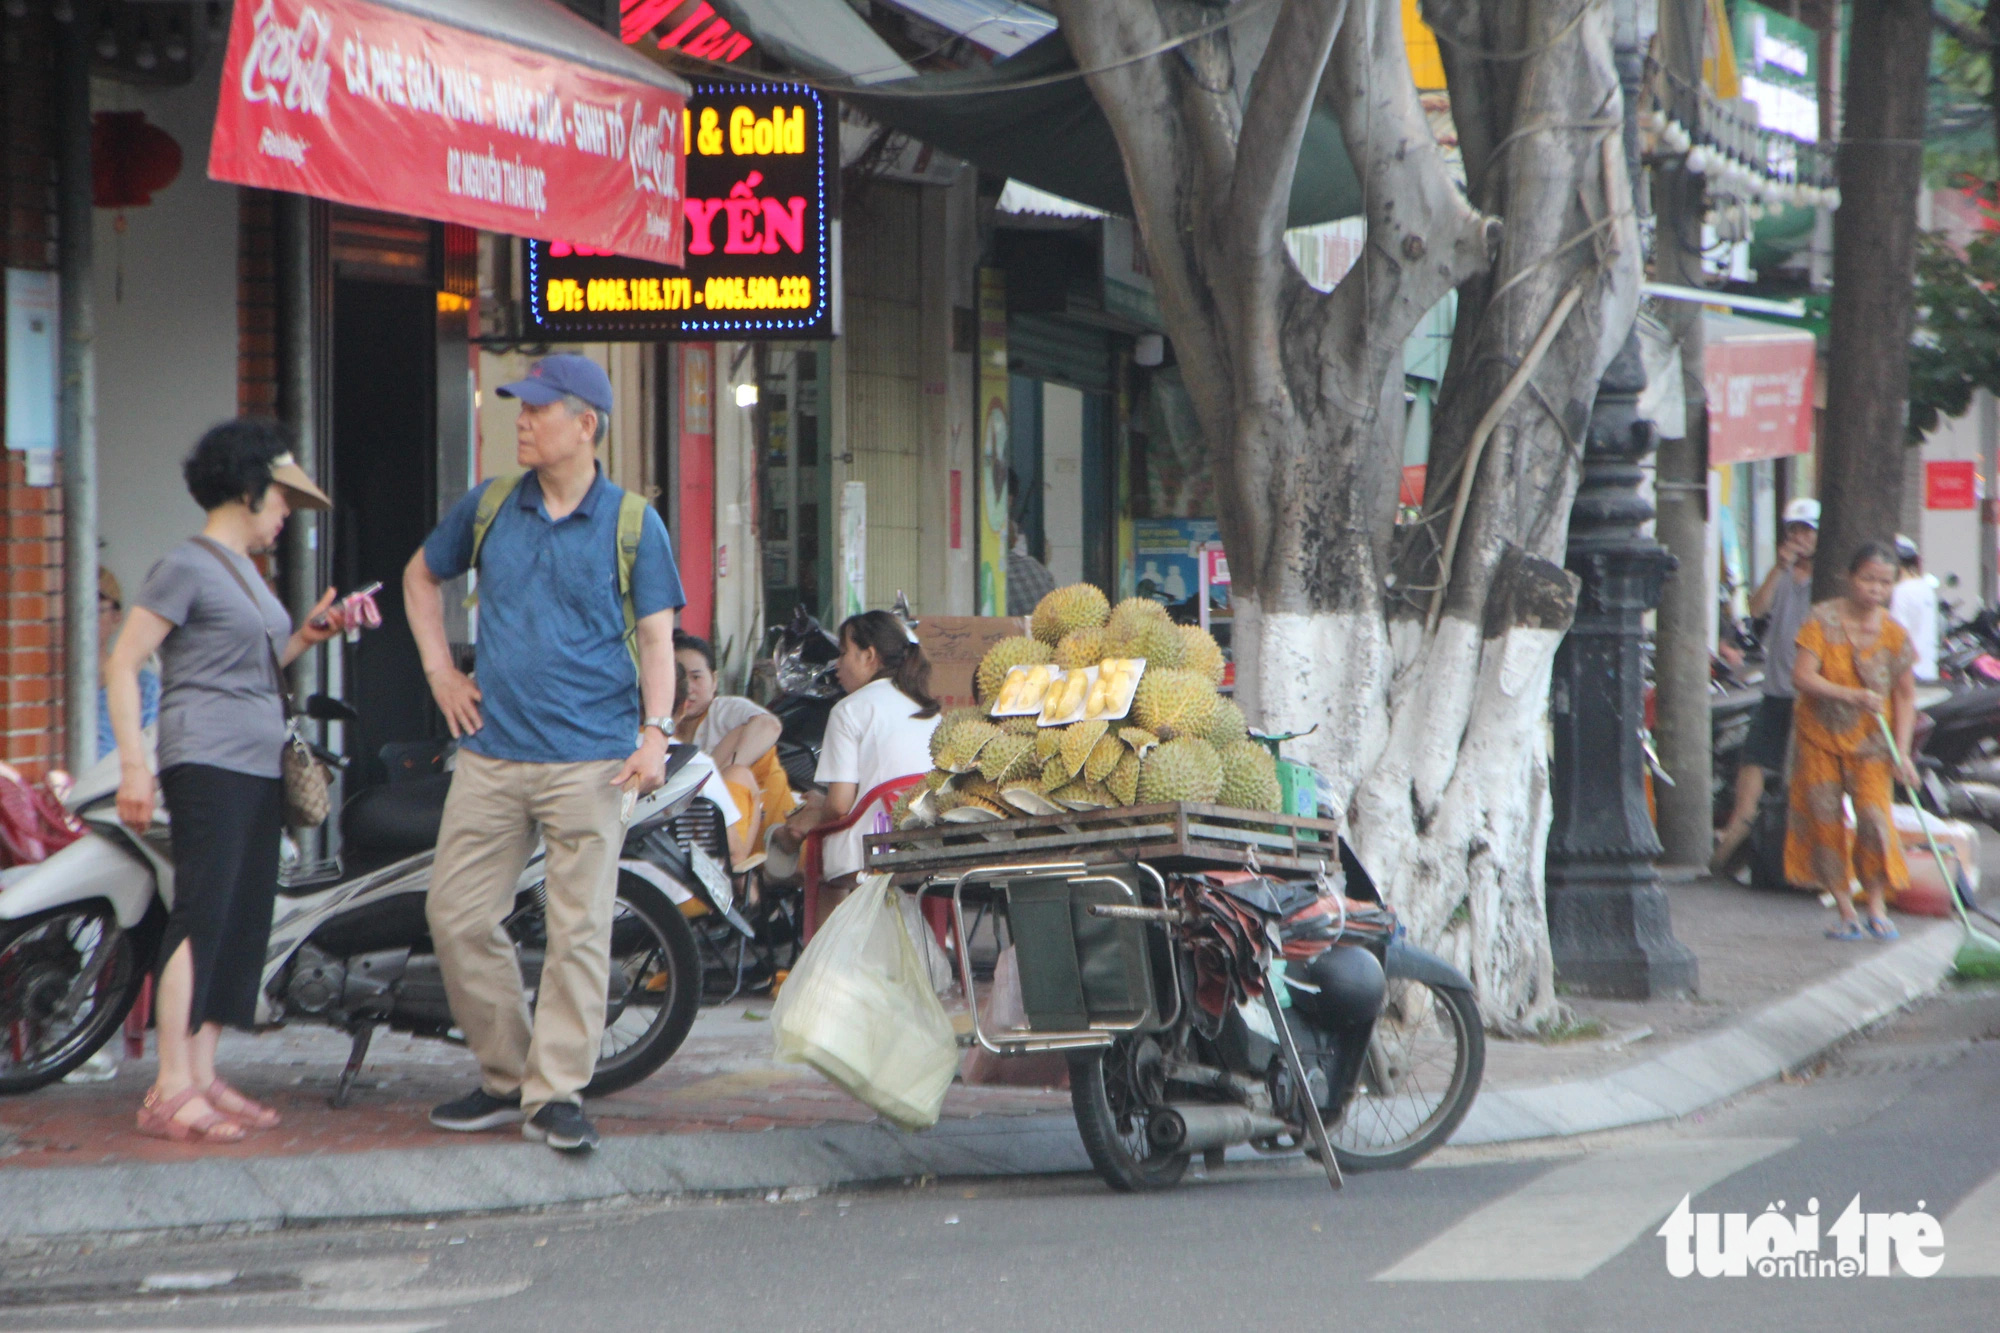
[1817,0,1931,595]
[1055,0,1640,1029]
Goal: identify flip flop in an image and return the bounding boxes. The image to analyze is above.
[1825,920,1866,942]
[1865,915,1900,942]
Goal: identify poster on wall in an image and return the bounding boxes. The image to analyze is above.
[977,268,1010,615]
[1130,518,1221,623]
[839,480,867,621]
[526,84,835,340]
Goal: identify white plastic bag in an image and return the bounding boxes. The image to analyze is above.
[771,874,960,1130]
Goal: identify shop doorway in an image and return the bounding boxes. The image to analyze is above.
[332,279,438,787]
[1009,375,1115,597]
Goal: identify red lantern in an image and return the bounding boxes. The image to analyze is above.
[92,111,183,208]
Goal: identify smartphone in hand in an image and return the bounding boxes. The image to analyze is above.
[312,580,383,630]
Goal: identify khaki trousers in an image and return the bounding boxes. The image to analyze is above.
[426,751,628,1111]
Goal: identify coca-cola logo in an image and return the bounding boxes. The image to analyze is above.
[242,0,333,119]
[629,103,680,199]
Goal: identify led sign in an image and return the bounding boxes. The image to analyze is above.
[527,84,835,340]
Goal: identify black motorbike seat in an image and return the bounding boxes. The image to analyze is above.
[341,771,453,863]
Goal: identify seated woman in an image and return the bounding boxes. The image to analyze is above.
[673,632,793,869]
[771,610,940,895]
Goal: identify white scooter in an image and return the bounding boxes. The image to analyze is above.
[0,697,747,1105]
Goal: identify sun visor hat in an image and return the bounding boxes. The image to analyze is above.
[1782,497,1820,529]
[269,452,331,510]
[496,354,615,416]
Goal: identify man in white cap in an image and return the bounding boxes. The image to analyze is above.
[1714,497,1819,875]
[1889,534,1940,683]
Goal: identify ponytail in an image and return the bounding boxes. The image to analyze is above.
[840,610,940,719]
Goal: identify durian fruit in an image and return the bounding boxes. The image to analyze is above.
[977,732,1037,783]
[1107,749,1143,805]
[1177,624,1227,685]
[1106,596,1171,643]
[1051,780,1114,810]
[1035,729,1065,761]
[1060,719,1109,779]
[1032,583,1111,646]
[1000,715,1041,737]
[932,713,1001,772]
[1130,668,1220,741]
[1216,739,1284,812]
[1040,667,1092,723]
[891,782,932,828]
[1201,696,1249,747]
[1084,732,1125,783]
[1054,627,1110,670]
[1119,726,1161,756]
[978,636,1054,702]
[1137,737,1225,805]
[1042,753,1070,790]
[942,797,1008,822]
[957,775,1010,808]
[1108,610,1184,669]
[1000,776,1064,816]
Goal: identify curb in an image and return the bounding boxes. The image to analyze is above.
[0,1112,1092,1249]
[0,921,1962,1245]
[1449,918,1962,1144]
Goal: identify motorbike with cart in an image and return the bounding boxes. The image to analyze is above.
[865,802,1484,1193]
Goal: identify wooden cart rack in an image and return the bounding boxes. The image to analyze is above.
[865,802,1345,883]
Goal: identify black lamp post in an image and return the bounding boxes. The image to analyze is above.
[1545,335,1699,999]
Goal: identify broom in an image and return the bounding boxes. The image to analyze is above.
[1877,715,2000,980]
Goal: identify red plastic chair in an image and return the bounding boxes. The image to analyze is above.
[800,774,926,943]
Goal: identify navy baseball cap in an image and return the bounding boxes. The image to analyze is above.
[496,354,614,415]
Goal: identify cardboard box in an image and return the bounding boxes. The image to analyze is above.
[918,615,1031,709]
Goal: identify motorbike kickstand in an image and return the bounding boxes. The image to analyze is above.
[1262,986,1343,1192]
[331,1021,376,1109]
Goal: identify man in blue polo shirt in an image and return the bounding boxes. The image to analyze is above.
[403,354,682,1153]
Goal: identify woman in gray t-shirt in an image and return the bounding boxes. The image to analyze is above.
[102,420,344,1144]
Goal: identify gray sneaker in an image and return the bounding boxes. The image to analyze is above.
[429,1087,523,1132]
[523,1101,600,1152]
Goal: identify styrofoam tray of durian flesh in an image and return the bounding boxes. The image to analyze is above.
[988,662,1063,717]
[1014,658,1145,726]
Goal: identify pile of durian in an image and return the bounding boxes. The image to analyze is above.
[894,584,1283,827]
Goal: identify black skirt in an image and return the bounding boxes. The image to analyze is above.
[158,764,283,1032]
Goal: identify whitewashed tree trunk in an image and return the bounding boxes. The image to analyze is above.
[1055,0,1639,1028]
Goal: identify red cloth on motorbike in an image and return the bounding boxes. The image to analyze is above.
[0,775,83,868]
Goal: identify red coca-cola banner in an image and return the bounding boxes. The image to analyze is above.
[209,0,686,265]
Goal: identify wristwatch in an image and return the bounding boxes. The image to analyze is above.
[642,716,675,740]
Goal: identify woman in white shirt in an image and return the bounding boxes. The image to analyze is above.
[773,609,940,889]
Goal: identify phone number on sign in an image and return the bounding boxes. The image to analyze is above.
[544,274,813,314]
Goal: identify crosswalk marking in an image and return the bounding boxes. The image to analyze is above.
[1940,1170,2000,1276]
[1373,1137,1793,1282]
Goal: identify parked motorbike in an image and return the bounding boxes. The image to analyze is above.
[762,606,843,793]
[958,843,1483,1193]
[0,699,746,1103]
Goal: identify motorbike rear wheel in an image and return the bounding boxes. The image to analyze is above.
[1329,979,1483,1172]
[577,874,702,1097]
[0,901,154,1095]
[1068,1036,1189,1192]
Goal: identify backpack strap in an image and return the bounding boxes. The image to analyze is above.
[616,490,648,676]
[463,473,525,610]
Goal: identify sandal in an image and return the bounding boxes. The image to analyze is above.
[208,1078,282,1129]
[1825,920,1866,942]
[1865,915,1900,942]
[136,1086,247,1143]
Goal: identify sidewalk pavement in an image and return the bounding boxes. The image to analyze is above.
[0,875,1972,1247]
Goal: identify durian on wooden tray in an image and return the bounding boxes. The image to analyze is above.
[865,800,1345,881]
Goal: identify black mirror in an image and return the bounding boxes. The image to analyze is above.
[305,694,359,723]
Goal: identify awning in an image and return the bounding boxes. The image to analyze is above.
[209,0,690,264]
[710,2,1362,226]
[1703,312,1816,466]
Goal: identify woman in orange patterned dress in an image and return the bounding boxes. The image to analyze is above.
[1786,542,1919,941]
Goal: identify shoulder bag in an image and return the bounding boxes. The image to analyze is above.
[191,538,331,828]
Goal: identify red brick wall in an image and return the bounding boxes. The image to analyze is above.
[1,7,66,779]
[238,189,279,416]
